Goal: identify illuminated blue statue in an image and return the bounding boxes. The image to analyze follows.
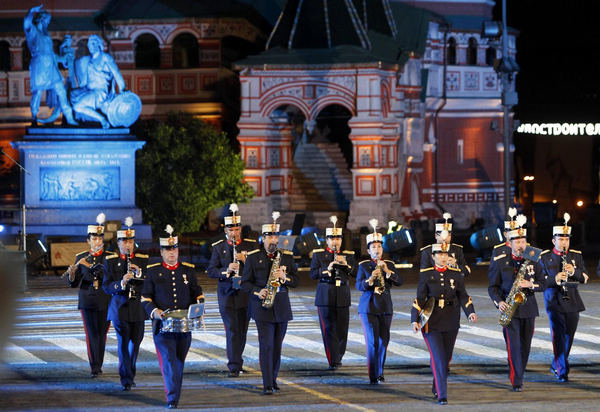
[71,35,141,128]
[24,5,77,126]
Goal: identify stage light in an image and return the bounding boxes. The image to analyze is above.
[0,225,4,233]
[523,176,534,181]
[577,200,584,207]
[470,226,503,251]
[552,199,557,204]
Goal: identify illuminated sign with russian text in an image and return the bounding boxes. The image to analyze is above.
[516,123,600,136]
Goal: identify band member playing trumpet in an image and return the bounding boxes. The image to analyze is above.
[66,212,116,378]
[420,213,470,276]
[356,219,402,384]
[103,217,148,391]
[540,213,588,382]
[141,225,204,409]
[310,215,357,370]
[207,204,258,377]
[488,215,545,392]
[241,211,298,395]
[411,231,477,405]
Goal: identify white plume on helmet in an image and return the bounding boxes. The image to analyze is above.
[124,216,133,228]
[330,215,338,228]
[229,203,239,214]
[165,224,174,235]
[96,212,106,225]
[272,211,280,223]
[563,212,570,225]
[516,214,527,228]
[508,207,517,218]
[442,212,452,221]
[369,218,378,232]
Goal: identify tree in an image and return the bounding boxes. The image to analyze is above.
[136,112,254,234]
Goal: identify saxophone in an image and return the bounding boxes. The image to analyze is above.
[262,250,282,308]
[559,248,570,301]
[498,259,529,327]
[230,237,242,290]
[373,259,386,295]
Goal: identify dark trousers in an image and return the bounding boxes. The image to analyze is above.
[317,306,349,366]
[80,309,110,374]
[547,310,579,378]
[219,304,250,372]
[422,329,458,400]
[113,319,145,386]
[360,313,392,381]
[154,332,192,404]
[502,317,535,387]
[255,320,287,389]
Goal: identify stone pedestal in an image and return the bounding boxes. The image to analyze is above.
[11,127,151,239]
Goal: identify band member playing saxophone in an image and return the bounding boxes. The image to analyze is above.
[488,214,545,392]
[540,213,589,382]
[241,211,297,395]
[411,231,477,405]
[310,215,356,370]
[207,204,257,377]
[420,213,470,276]
[66,212,116,378]
[103,217,148,391]
[356,219,402,384]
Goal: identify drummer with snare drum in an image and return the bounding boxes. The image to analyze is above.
[411,230,477,405]
[141,225,204,410]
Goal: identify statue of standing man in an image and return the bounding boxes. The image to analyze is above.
[24,5,77,126]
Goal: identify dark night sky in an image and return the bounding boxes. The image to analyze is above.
[496,1,600,121]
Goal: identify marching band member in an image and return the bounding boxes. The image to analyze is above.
[420,213,470,276]
[241,211,298,395]
[207,204,258,377]
[356,219,402,384]
[102,217,149,391]
[540,213,588,382]
[411,230,477,405]
[488,214,545,392]
[141,225,204,409]
[66,212,115,378]
[310,215,357,370]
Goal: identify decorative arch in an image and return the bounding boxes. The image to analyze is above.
[131,28,165,45]
[310,96,355,120]
[467,37,478,65]
[165,28,200,45]
[134,33,160,68]
[261,97,310,120]
[447,37,456,65]
[172,32,199,68]
[0,40,10,71]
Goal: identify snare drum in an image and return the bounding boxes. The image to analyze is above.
[160,310,203,333]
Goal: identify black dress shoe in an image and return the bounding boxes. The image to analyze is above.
[328,364,338,370]
[377,375,385,382]
[438,398,448,405]
[122,384,131,391]
[228,370,240,378]
[240,368,249,374]
[335,362,342,368]
[557,375,568,382]
[167,401,177,409]
[273,384,280,392]
[432,391,438,399]
[550,366,559,378]
[90,372,99,379]
[262,387,274,395]
[369,379,379,385]
[512,385,522,392]
[131,381,136,388]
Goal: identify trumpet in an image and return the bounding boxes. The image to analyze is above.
[230,236,242,290]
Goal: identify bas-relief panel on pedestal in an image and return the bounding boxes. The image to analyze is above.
[40,167,120,201]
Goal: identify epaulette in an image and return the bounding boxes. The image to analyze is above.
[282,250,293,255]
[493,243,506,249]
[212,239,224,247]
[76,250,88,256]
[181,262,195,268]
[359,259,370,265]
[147,262,161,268]
[493,253,506,261]
[448,267,461,272]
[420,244,432,251]
[244,238,257,242]
[420,267,433,272]
[247,249,260,255]
[106,254,118,260]
[312,248,325,253]
[540,250,550,255]
[570,249,582,254]
[342,250,355,254]
[452,243,463,248]
[135,253,149,258]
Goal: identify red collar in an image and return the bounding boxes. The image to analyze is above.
[505,241,510,247]
[512,254,523,261]
[435,265,447,272]
[267,253,275,259]
[120,252,134,260]
[227,239,242,246]
[553,248,567,256]
[371,258,381,263]
[326,247,337,254]
[90,249,103,257]
[162,262,179,270]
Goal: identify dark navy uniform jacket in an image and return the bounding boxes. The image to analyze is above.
[411,266,475,332]
[356,259,402,315]
[103,252,149,322]
[207,238,258,309]
[141,261,204,334]
[421,243,470,276]
[68,249,116,311]
[540,249,587,313]
[309,248,357,307]
[241,248,298,323]
[488,252,546,318]
[488,242,511,280]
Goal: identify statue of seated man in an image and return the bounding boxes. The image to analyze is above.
[70,35,127,128]
[24,5,77,126]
